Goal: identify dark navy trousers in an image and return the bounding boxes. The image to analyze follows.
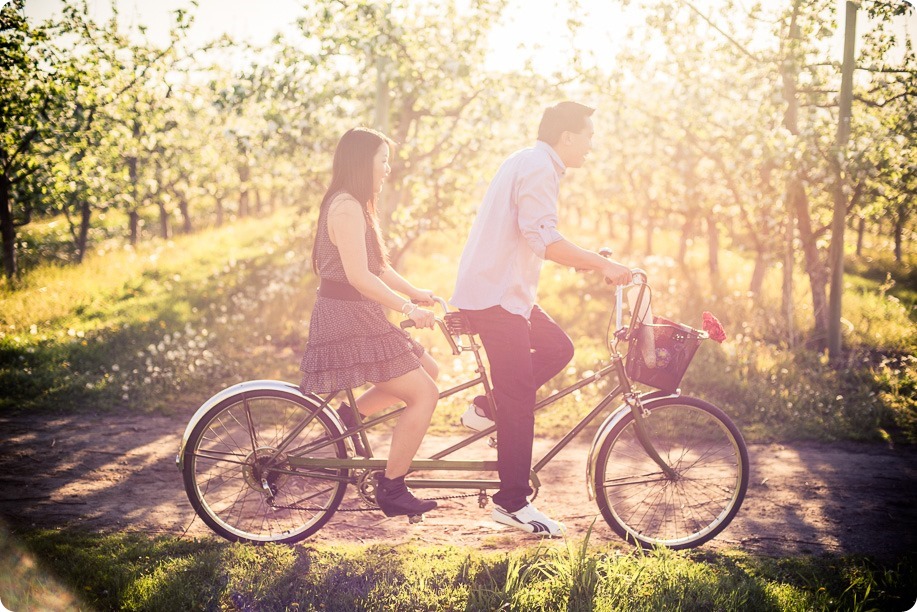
[461,305,574,512]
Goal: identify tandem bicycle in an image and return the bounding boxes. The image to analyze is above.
[177,269,749,549]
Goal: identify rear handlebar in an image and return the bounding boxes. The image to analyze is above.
[399,297,461,355]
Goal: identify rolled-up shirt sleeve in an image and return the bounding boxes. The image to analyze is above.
[517,164,565,258]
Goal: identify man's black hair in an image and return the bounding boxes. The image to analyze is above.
[537,101,595,145]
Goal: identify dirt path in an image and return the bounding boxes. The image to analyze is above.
[2,411,915,558]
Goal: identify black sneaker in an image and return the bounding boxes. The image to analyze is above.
[375,474,437,517]
[336,404,368,456]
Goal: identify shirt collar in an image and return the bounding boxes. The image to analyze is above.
[535,140,566,177]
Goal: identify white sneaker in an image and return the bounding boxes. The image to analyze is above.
[492,503,566,537]
[460,403,495,431]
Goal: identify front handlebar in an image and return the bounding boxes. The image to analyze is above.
[616,268,650,341]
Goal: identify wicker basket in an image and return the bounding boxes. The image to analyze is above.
[626,316,703,393]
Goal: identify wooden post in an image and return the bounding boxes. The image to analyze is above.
[828,1,858,360]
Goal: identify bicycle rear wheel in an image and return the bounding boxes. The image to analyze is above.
[594,396,749,549]
[181,389,348,544]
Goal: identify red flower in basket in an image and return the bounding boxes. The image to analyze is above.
[702,311,727,343]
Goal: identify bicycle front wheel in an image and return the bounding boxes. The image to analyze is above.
[181,389,348,544]
[594,396,749,549]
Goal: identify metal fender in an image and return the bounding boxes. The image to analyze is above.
[175,380,344,471]
[585,389,680,501]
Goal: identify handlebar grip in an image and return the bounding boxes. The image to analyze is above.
[400,320,416,329]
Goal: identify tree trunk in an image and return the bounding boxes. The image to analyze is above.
[792,180,829,347]
[75,200,91,263]
[238,164,251,217]
[215,196,224,227]
[129,210,140,245]
[855,216,865,256]
[158,202,170,239]
[780,3,802,348]
[178,197,192,234]
[782,190,796,347]
[239,189,249,218]
[894,206,904,263]
[127,118,140,246]
[644,213,654,256]
[254,189,263,216]
[706,213,719,279]
[826,0,857,361]
[626,208,635,254]
[0,175,17,279]
[267,187,276,213]
[750,251,767,294]
[677,217,692,265]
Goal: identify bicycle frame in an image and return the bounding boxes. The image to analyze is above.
[273,281,683,492]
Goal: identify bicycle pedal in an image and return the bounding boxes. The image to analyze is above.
[488,437,498,449]
[408,514,424,524]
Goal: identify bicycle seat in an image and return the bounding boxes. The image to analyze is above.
[443,312,475,336]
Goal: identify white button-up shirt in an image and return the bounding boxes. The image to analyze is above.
[451,141,566,318]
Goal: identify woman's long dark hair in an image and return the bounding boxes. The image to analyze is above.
[311,127,394,274]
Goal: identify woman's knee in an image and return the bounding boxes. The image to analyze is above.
[416,375,439,407]
[396,370,439,408]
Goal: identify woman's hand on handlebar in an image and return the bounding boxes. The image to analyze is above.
[409,306,436,329]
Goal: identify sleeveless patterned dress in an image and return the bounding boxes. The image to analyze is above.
[299,194,425,394]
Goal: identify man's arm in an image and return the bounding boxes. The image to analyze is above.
[544,239,632,285]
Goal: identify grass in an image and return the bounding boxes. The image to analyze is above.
[2,206,915,443]
[0,207,316,414]
[2,523,915,611]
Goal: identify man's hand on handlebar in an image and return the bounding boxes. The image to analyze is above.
[603,260,633,286]
[408,288,436,307]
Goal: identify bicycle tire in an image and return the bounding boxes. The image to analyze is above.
[181,389,348,544]
[594,395,749,549]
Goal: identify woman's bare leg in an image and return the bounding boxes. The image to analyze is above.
[369,364,438,478]
[353,352,438,416]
